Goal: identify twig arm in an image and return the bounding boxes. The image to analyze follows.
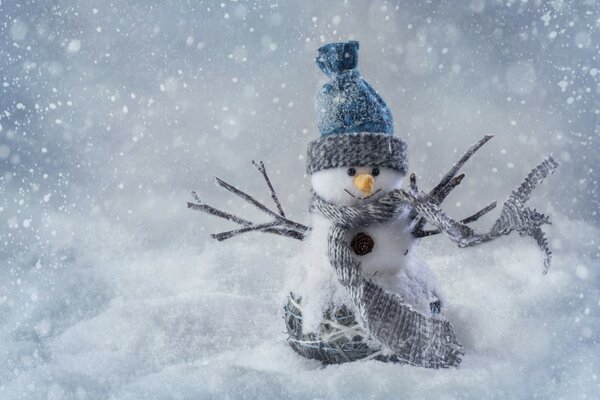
[428,135,493,204]
[214,177,280,219]
[404,156,558,272]
[188,161,310,242]
[187,201,252,226]
[435,174,465,203]
[211,222,280,241]
[253,160,286,217]
[214,176,309,232]
[409,173,418,195]
[460,201,497,224]
[411,135,493,235]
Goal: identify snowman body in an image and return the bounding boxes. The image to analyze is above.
[297,165,445,333]
[295,40,446,339]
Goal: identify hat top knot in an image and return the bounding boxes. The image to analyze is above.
[314,40,393,137]
[316,41,359,78]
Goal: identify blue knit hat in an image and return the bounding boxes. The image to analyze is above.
[306,41,407,175]
[315,41,393,136]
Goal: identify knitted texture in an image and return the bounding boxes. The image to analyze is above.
[306,133,408,175]
[315,41,393,136]
[312,192,464,368]
[283,294,406,365]
[283,294,442,365]
[398,157,559,273]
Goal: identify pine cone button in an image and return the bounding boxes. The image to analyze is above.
[351,232,374,256]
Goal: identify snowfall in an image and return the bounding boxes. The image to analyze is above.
[0,1,598,399]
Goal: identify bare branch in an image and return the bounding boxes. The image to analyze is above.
[428,134,493,202]
[410,135,493,235]
[188,161,310,242]
[187,201,253,226]
[191,191,202,204]
[432,174,465,204]
[407,173,422,223]
[460,201,497,224]
[214,176,309,233]
[215,225,306,241]
[189,199,308,241]
[412,229,439,238]
[252,160,286,217]
[411,217,425,234]
[409,173,418,195]
[214,176,278,217]
[271,228,307,240]
[212,222,280,241]
[412,173,465,231]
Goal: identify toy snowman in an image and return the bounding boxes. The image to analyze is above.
[188,41,558,368]
[298,41,444,333]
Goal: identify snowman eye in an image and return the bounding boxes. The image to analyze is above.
[372,168,380,177]
[347,168,356,176]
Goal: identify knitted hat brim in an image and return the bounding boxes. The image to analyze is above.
[306,133,408,175]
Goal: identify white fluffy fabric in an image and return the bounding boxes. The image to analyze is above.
[310,166,405,207]
[291,167,444,330]
[292,213,444,331]
[286,212,354,333]
[345,209,417,277]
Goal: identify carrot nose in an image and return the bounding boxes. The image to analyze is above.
[353,174,374,195]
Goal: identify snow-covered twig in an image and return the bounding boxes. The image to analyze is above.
[428,134,493,205]
[252,160,285,217]
[409,173,418,195]
[211,222,281,241]
[434,173,465,203]
[188,161,310,241]
[214,177,279,219]
[187,199,303,240]
[214,176,308,232]
[460,201,498,224]
[188,192,252,226]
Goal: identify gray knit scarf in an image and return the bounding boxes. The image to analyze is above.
[308,157,558,368]
[310,190,464,368]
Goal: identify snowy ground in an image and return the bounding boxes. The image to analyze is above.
[2,210,599,399]
[1,1,599,399]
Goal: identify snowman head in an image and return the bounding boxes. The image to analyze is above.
[307,42,408,206]
[307,132,408,206]
[311,165,404,206]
